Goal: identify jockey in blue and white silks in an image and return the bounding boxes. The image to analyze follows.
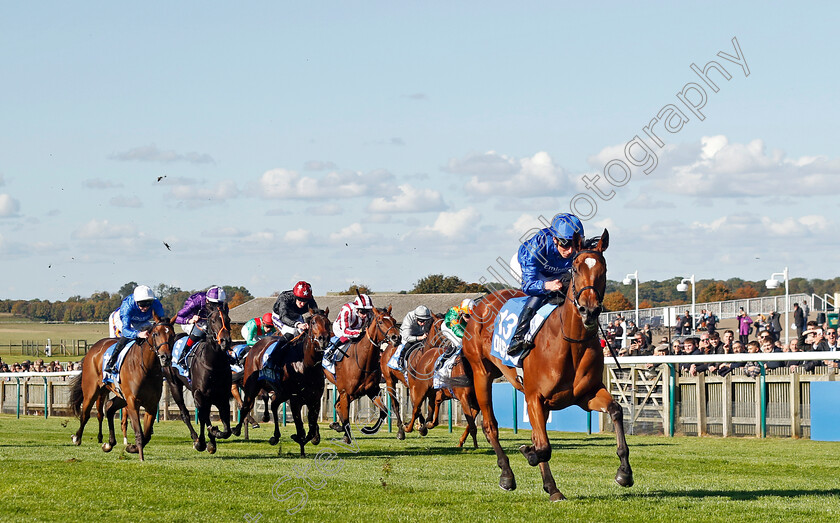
[104,285,166,374]
[507,213,584,357]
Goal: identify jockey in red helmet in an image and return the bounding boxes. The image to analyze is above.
[241,312,277,346]
[271,280,318,340]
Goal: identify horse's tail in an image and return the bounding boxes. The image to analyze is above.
[441,356,473,389]
[69,372,84,418]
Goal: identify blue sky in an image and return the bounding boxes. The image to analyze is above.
[2,2,839,300]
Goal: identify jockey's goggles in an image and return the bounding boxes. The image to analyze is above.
[137,300,153,308]
[554,236,573,248]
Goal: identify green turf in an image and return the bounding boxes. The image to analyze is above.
[0,318,108,365]
[0,415,838,522]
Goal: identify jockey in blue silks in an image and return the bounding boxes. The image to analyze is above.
[104,285,166,374]
[507,213,584,357]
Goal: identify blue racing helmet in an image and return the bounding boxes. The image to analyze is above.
[549,213,584,241]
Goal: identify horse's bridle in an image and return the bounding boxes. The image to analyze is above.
[366,311,399,346]
[559,249,606,344]
[211,308,230,346]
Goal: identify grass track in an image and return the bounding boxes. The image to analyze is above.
[1,416,839,521]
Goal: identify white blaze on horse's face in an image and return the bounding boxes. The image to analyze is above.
[584,257,597,269]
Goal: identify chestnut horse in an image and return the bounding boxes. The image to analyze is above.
[70,313,176,461]
[381,315,479,447]
[231,309,330,457]
[462,230,633,501]
[326,306,401,444]
[162,302,233,454]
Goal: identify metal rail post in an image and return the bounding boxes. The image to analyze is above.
[512,387,518,434]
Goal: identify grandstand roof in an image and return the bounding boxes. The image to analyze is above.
[229,293,484,325]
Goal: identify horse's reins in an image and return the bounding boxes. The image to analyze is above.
[557,249,623,370]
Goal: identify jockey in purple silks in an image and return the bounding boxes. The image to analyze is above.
[174,286,227,368]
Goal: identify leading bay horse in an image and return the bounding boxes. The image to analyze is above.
[327,306,401,444]
[162,302,233,454]
[70,313,176,461]
[462,230,633,501]
[231,308,331,457]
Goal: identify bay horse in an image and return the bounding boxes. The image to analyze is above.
[231,309,331,457]
[231,371,272,428]
[327,306,401,444]
[69,313,176,461]
[381,315,479,447]
[462,230,633,501]
[162,302,233,453]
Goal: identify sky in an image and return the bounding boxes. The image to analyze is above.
[2,2,839,300]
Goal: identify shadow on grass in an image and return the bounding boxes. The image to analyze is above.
[586,488,840,501]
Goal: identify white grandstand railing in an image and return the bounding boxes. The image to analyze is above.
[599,292,813,327]
[811,293,837,313]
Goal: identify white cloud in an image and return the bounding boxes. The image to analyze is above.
[109,144,214,164]
[284,229,311,244]
[445,151,570,197]
[507,214,548,237]
[411,207,481,241]
[72,219,138,240]
[0,194,20,217]
[109,196,142,208]
[258,168,396,200]
[367,184,446,213]
[654,136,840,197]
[329,223,379,246]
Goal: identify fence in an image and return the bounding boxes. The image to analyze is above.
[0,372,467,433]
[2,339,89,357]
[602,351,839,438]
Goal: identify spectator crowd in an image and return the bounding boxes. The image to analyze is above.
[603,302,839,377]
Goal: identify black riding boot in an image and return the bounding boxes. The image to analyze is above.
[435,343,458,372]
[508,295,545,357]
[398,341,419,370]
[106,337,130,374]
[179,326,205,368]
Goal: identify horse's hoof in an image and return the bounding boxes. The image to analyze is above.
[311,433,321,446]
[499,474,517,491]
[615,470,634,488]
[125,444,139,454]
[207,443,216,455]
[343,434,351,445]
[102,442,112,452]
[290,434,303,444]
[269,436,279,446]
[549,492,566,502]
[419,426,428,437]
[194,441,206,452]
[397,430,405,441]
[251,423,260,429]
[519,444,541,467]
[261,414,270,423]
[72,435,81,446]
[231,426,241,437]
[329,422,343,432]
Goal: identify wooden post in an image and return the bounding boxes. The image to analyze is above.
[696,373,707,435]
[722,372,732,437]
[791,371,801,438]
[754,375,762,437]
[47,380,53,418]
[23,378,29,416]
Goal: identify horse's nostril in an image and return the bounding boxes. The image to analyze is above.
[579,306,586,313]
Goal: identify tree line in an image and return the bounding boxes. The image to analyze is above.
[0,283,253,322]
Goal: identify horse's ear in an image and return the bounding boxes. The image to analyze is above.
[153,310,161,323]
[597,229,610,252]
[572,231,583,252]
[308,307,315,315]
[324,307,330,317]
[387,305,392,315]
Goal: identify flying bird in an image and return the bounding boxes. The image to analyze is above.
[157,175,167,182]
[164,241,171,251]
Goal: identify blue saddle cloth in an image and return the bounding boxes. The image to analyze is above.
[259,341,282,383]
[102,340,136,384]
[230,343,249,373]
[171,337,191,379]
[490,297,558,368]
